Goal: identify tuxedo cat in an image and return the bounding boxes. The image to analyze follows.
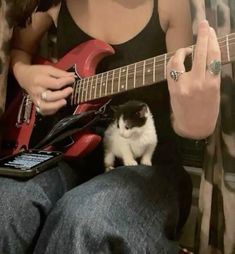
[103,100,157,171]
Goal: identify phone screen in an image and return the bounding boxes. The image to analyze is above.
[0,150,62,177]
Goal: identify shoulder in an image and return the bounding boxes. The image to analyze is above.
[158,0,191,32]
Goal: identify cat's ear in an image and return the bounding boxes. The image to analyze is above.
[137,104,148,118]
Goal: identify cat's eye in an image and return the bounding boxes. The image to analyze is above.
[125,126,130,130]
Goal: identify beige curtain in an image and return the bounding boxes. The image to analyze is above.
[0,0,13,116]
[191,0,235,253]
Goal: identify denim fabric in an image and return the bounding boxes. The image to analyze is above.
[34,164,192,254]
[0,161,80,254]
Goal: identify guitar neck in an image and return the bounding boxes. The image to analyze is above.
[71,33,235,105]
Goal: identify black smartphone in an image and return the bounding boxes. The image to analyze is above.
[0,149,63,178]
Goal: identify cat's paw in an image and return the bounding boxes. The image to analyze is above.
[124,159,138,166]
[105,166,114,172]
[140,158,152,166]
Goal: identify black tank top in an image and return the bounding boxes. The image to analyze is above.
[56,0,182,165]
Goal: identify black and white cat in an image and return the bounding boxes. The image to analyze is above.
[103,100,157,171]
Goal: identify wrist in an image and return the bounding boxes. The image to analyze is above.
[171,114,214,139]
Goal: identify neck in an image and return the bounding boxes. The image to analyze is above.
[70,32,235,105]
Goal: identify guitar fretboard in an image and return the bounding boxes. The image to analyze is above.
[71,32,235,105]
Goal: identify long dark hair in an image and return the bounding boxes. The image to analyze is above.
[6,0,61,27]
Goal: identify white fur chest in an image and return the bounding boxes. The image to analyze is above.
[103,114,157,170]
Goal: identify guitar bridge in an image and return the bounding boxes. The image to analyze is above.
[16,94,33,127]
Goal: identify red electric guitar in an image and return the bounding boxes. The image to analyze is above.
[1,34,234,159]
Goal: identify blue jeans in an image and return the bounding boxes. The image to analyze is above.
[0,162,192,254]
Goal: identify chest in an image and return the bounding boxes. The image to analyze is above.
[65,0,154,44]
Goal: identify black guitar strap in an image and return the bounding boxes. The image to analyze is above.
[34,100,112,149]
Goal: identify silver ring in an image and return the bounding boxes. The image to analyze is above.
[35,106,41,114]
[41,90,48,101]
[207,59,221,75]
[169,69,185,82]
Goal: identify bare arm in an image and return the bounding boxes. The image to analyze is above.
[159,0,221,139]
[159,0,193,51]
[11,11,53,77]
[10,9,75,115]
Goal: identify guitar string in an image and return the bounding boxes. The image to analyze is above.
[23,34,235,119]
[71,39,235,104]
[74,37,235,90]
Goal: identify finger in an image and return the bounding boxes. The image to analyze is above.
[167,48,192,91]
[39,75,75,90]
[206,27,221,79]
[168,47,192,71]
[43,87,73,102]
[38,99,67,115]
[192,20,210,77]
[46,66,75,78]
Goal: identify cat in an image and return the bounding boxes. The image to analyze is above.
[103,100,157,171]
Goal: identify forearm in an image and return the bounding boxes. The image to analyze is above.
[10,49,34,87]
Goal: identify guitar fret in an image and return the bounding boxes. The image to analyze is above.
[118,68,121,92]
[134,63,137,88]
[85,77,89,101]
[111,69,115,94]
[120,67,126,91]
[143,60,145,85]
[104,72,108,96]
[89,75,94,101]
[135,62,144,87]
[99,73,103,98]
[84,79,88,102]
[80,79,84,102]
[94,74,98,100]
[83,78,87,102]
[106,71,112,96]
[70,32,235,104]
[125,65,129,91]
[85,77,89,102]
[145,58,154,85]
[112,69,119,95]
[226,35,231,62]
[153,57,156,83]
[73,81,77,105]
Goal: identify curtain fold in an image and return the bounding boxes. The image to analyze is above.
[191,0,235,253]
[0,0,12,117]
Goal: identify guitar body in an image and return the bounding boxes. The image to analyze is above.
[1,40,115,159]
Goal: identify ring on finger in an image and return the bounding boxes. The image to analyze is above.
[41,90,48,101]
[169,69,185,82]
[207,59,222,75]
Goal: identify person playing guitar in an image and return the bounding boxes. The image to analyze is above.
[0,0,220,253]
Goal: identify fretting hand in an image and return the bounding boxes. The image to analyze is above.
[167,20,221,139]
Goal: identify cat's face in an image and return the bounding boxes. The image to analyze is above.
[118,116,146,138]
[114,101,148,138]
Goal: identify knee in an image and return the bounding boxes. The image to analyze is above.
[53,165,166,225]
[0,178,50,228]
